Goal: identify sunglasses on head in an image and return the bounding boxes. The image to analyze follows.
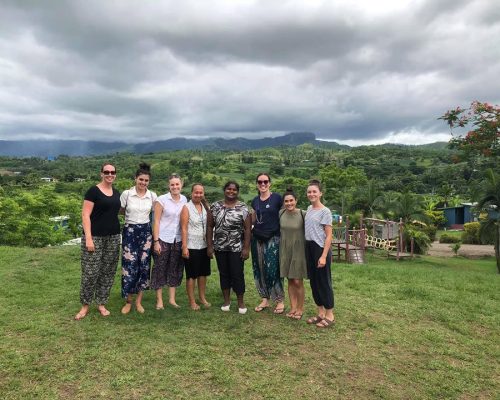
[257,180,269,185]
[102,170,116,175]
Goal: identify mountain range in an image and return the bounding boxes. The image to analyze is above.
[0,132,446,157]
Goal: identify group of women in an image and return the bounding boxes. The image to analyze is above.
[74,164,336,328]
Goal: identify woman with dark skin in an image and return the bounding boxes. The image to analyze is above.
[207,181,251,314]
[75,163,121,320]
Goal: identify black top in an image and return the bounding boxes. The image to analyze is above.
[251,192,283,236]
[84,185,121,236]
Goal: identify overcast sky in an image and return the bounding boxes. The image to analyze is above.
[0,0,498,145]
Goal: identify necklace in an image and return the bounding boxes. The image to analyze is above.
[255,193,271,225]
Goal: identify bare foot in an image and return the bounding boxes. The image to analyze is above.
[136,303,145,314]
[74,305,89,321]
[97,305,110,317]
[121,303,132,315]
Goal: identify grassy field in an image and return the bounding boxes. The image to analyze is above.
[0,246,498,399]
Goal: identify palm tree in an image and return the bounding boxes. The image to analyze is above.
[477,168,500,273]
[391,192,425,224]
[353,180,384,218]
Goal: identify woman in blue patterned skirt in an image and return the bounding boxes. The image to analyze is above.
[119,163,157,315]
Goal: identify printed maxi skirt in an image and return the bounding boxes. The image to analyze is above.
[151,240,184,289]
[251,235,284,302]
[121,222,152,298]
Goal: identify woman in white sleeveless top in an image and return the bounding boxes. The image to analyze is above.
[180,184,212,310]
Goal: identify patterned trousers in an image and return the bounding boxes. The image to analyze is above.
[80,234,121,305]
[251,236,284,302]
[121,223,152,298]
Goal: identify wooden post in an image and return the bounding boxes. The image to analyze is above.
[345,215,350,263]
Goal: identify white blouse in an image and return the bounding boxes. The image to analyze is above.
[157,192,187,243]
[185,200,208,249]
[120,187,157,224]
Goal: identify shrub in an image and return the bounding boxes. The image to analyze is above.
[404,226,431,254]
[440,233,462,244]
[461,222,481,244]
[423,224,438,242]
[450,242,462,256]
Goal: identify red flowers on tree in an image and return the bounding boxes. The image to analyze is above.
[439,101,500,160]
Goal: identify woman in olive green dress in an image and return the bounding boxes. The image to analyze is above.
[279,187,307,320]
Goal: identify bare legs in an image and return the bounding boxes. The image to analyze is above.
[155,288,164,309]
[186,278,200,310]
[286,279,304,319]
[197,276,210,307]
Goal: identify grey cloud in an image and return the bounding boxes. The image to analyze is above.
[0,0,498,145]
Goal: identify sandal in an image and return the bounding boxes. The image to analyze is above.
[292,313,303,320]
[254,304,269,312]
[306,316,323,325]
[316,318,335,328]
[273,307,285,315]
[286,311,296,318]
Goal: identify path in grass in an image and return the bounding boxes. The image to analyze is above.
[0,246,498,399]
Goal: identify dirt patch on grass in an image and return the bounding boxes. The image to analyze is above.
[428,242,495,258]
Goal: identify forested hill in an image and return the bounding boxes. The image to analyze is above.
[0,132,343,157]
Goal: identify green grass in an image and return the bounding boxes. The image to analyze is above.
[436,230,463,240]
[0,246,498,399]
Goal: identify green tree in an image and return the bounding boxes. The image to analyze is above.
[477,169,500,273]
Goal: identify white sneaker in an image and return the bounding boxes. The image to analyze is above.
[220,304,230,312]
[238,307,248,315]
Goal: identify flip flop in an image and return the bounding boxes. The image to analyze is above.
[306,316,323,324]
[292,313,303,320]
[286,311,296,318]
[273,307,285,314]
[254,305,269,312]
[316,318,335,328]
[201,302,211,309]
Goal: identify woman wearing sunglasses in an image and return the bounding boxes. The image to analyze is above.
[75,163,121,320]
[251,173,285,314]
